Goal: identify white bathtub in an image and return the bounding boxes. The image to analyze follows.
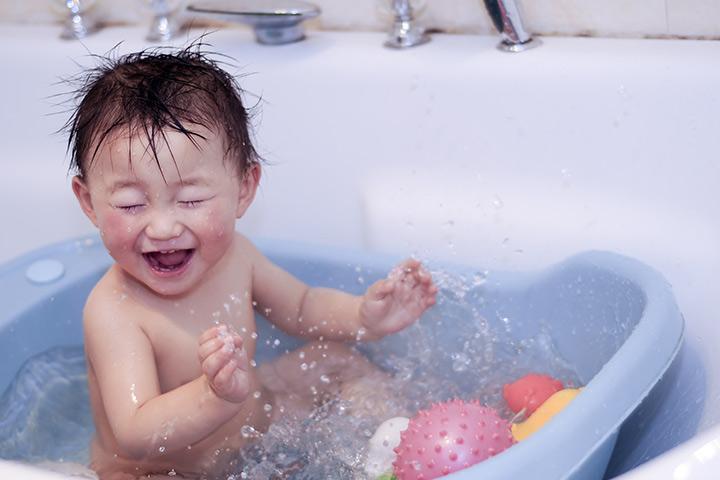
[1,24,719,479]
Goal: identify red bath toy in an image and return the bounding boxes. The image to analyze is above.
[393,399,514,480]
[503,373,564,416]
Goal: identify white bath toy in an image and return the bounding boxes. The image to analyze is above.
[365,416,410,478]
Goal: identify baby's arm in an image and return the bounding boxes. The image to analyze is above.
[249,240,437,342]
[84,298,249,460]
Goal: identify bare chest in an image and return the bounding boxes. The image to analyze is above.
[142,293,258,393]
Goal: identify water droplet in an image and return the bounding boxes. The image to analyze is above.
[241,424,260,438]
[451,352,471,372]
[472,272,487,287]
[129,383,138,404]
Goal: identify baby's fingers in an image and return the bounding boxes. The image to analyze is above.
[416,265,434,284]
[390,259,421,280]
[367,278,395,300]
[198,337,224,362]
[214,358,238,388]
[202,347,234,381]
[232,336,250,370]
[214,358,250,403]
[198,323,234,344]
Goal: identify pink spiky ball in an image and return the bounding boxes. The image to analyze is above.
[393,399,514,480]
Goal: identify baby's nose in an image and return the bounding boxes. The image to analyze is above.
[145,209,183,240]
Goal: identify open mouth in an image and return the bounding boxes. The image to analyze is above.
[143,249,195,276]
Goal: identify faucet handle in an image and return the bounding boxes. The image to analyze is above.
[187,0,321,45]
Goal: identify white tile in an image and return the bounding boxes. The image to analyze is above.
[422,0,495,34]
[314,0,384,31]
[667,0,720,37]
[314,0,495,34]
[0,2,59,23]
[520,0,668,38]
[4,0,719,39]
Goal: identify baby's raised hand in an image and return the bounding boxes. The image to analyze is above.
[198,324,250,403]
[360,259,437,339]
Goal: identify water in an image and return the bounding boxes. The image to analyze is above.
[0,346,93,465]
[0,269,581,479]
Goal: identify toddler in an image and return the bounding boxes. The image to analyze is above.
[65,45,437,479]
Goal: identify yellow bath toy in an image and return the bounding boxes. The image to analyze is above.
[511,388,581,442]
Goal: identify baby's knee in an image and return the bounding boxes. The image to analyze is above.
[303,340,370,368]
[339,371,410,420]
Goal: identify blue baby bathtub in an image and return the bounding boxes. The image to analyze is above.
[0,236,684,479]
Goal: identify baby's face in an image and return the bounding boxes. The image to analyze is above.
[73,127,257,297]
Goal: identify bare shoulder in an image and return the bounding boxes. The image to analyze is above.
[234,232,261,255]
[233,232,265,265]
[82,266,145,340]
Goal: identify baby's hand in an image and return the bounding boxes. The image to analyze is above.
[198,324,250,403]
[360,259,437,339]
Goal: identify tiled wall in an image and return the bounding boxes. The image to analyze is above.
[2,0,719,39]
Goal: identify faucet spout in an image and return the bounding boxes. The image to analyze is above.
[482,0,539,52]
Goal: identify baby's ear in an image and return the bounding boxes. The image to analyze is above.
[71,176,99,226]
[236,163,260,218]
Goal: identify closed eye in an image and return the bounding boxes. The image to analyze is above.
[116,204,144,214]
[180,200,203,208]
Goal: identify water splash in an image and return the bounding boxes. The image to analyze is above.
[1,269,583,479]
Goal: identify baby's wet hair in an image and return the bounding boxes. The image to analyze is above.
[63,40,260,180]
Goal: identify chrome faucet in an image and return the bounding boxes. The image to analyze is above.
[58,0,99,40]
[384,0,429,49]
[145,0,184,42]
[482,0,539,52]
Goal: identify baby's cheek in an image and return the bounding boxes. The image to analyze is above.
[198,208,233,241]
[99,212,138,251]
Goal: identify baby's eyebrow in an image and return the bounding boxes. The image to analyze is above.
[176,177,210,187]
[109,180,142,193]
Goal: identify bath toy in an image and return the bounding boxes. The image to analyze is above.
[365,416,410,478]
[511,388,581,442]
[392,399,514,480]
[377,474,397,480]
[503,373,564,416]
